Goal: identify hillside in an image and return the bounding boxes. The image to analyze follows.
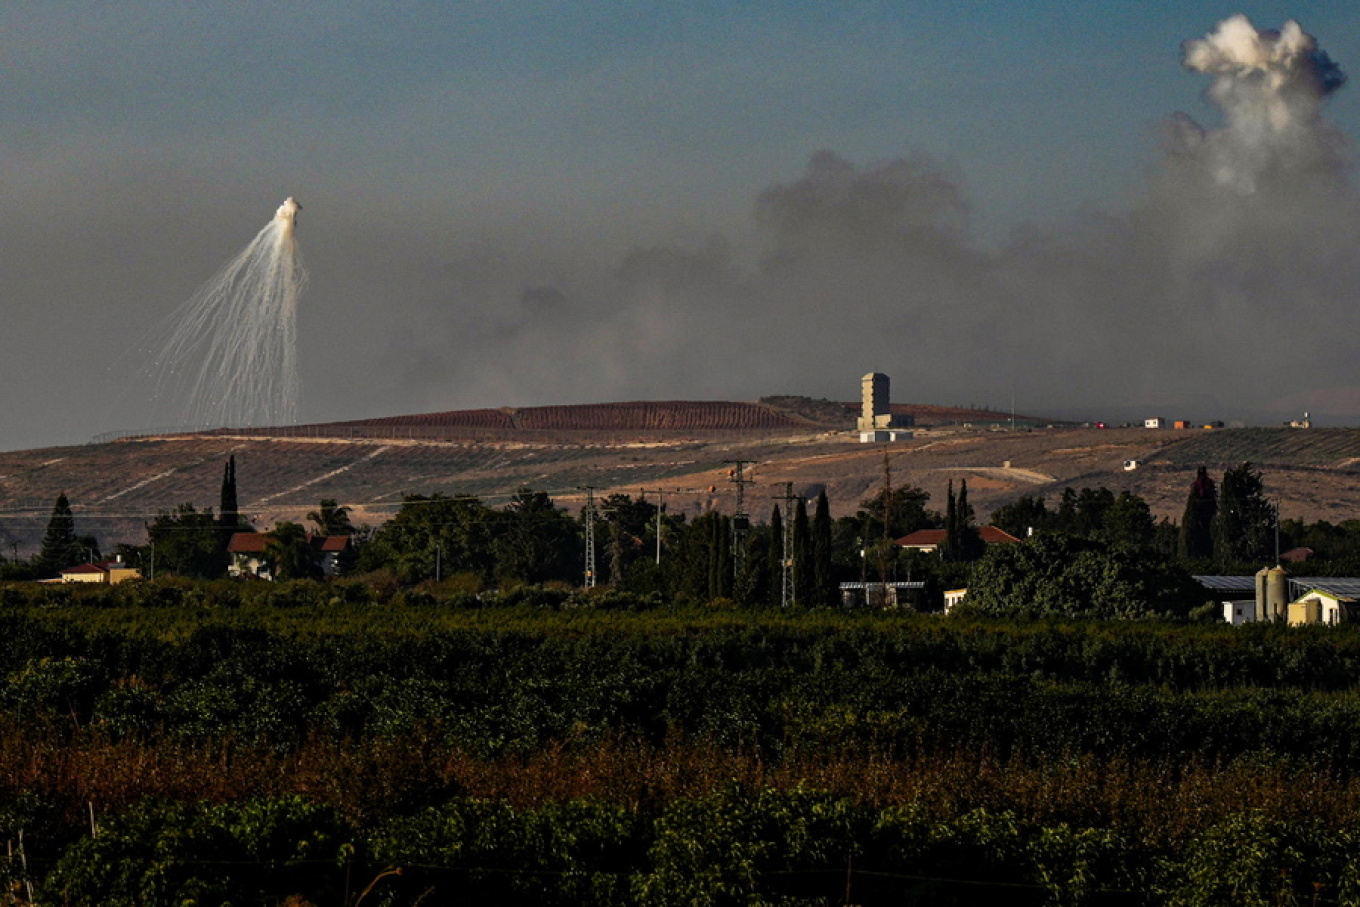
[6,401,1360,552]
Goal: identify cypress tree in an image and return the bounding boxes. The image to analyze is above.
[218,455,240,529]
[1179,466,1218,561]
[943,481,958,561]
[38,493,83,575]
[812,490,834,607]
[792,497,812,607]
[956,479,983,560]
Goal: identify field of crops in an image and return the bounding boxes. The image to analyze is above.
[7,583,1360,904]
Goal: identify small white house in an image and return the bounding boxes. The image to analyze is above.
[1288,588,1353,625]
[1144,417,1166,429]
[1223,600,1258,625]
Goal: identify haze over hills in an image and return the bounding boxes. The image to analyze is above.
[5,398,1360,556]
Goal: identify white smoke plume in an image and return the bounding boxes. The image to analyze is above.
[370,16,1359,426]
[1175,15,1346,193]
[148,198,308,429]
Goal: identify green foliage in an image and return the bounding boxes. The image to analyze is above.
[147,503,225,579]
[494,488,582,586]
[265,521,315,581]
[638,784,869,906]
[964,533,1204,619]
[1213,462,1276,567]
[371,798,643,905]
[990,494,1052,539]
[44,796,352,907]
[994,486,1157,552]
[16,593,1360,902]
[1157,812,1360,907]
[1180,467,1218,561]
[306,498,354,536]
[810,491,835,608]
[37,492,95,576]
[358,493,497,583]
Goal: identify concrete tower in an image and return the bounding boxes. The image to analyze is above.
[857,372,913,443]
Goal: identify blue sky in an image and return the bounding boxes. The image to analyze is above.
[2,3,1359,449]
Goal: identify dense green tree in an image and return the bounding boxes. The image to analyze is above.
[1279,517,1360,565]
[598,494,656,585]
[1213,462,1275,566]
[964,532,1203,619]
[1179,467,1218,561]
[832,484,939,584]
[37,493,93,575]
[357,494,496,583]
[989,495,1051,539]
[264,522,315,580]
[840,485,938,543]
[734,521,770,606]
[493,489,581,585]
[1102,491,1156,548]
[147,504,224,579]
[1072,487,1115,536]
[667,511,725,603]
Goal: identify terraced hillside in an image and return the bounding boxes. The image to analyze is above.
[6,409,1360,554]
[1147,427,1360,468]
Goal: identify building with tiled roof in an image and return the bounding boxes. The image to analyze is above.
[227,531,354,579]
[895,526,1021,553]
[58,557,141,584]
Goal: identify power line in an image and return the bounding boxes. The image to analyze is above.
[724,460,756,586]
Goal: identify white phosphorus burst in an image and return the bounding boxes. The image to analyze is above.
[152,198,307,429]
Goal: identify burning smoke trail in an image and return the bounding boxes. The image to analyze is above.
[151,198,308,428]
[1177,15,1346,193]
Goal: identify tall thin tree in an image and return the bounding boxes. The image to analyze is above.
[1179,466,1218,561]
[812,490,834,608]
[218,455,240,529]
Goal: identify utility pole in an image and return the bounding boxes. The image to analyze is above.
[579,486,598,589]
[773,482,800,608]
[641,487,709,566]
[878,451,894,603]
[724,460,756,585]
[641,488,670,565]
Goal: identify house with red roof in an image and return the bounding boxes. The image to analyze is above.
[227,531,354,580]
[58,557,141,584]
[895,526,1021,554]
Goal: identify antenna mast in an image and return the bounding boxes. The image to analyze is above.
[774,482,800,608]
[725,459,756,585]
[579,485,598,589]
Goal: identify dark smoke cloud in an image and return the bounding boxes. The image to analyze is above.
[382,15,1360,424]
